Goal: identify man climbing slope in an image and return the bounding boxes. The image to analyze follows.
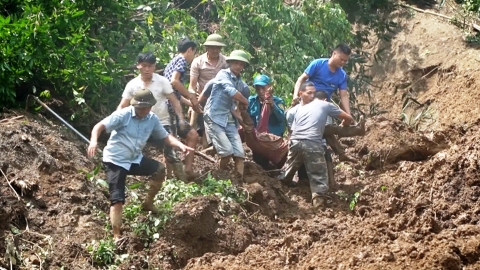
[88,89,193,241]
[202,50,250,180]
[116,52,188,181]
[163,37,201,180]
[280,82,354,209]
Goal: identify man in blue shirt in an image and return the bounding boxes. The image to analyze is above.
[293,43,365,162]
[87,89,193,242]
[247,74,286,169]
[163,37,201,180]
[202,50,250,180]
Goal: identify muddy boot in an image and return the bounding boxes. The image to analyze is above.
[142,166,165,214]
[110,203,123,241]
[172,162,187,182]
[233,157,244,184]
[325,134,358,163]
[326,160,336,190]
[337,116,366,138]
[185,171,200,182]
[165,161,173,179]
[312,195,325,210]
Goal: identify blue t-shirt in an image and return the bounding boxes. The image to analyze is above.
[304,58,348,100]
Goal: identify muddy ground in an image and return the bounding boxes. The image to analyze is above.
[2,2,480,270]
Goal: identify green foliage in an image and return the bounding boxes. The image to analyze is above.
[1,0,397,123]
[0,0,205,123]
[215,0,352,105]
[349,192,360,211]
[462,0,480,14]
[86,239,116,266]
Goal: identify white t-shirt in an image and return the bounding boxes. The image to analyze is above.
[122,74,173,126]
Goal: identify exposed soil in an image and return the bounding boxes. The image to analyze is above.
[2,2,480,269]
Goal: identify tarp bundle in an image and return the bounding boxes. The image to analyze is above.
[238,101,288,168]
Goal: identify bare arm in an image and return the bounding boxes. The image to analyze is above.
[188,75,199,95]
[163,134,194,154]
[338,111,354,126]
[339,89,351,116]
[180,96,192,107]
[87,123,106,157]
[293,73,309,98]
[166,93,185,123]
[232,92,249,106]
[116,98,131,111]
[171,71,199,109]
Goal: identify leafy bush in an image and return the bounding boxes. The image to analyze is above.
[1,0,399,123]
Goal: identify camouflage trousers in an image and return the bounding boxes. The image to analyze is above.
[280,139,329,197]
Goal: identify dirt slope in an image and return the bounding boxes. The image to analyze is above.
[1,4,480,270]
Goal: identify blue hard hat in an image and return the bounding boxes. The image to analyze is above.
[253,74,271,86]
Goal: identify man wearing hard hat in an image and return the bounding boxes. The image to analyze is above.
[202,50,251,180]
[188,34,228,148]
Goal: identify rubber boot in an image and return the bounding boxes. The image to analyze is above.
[171,162,187,182]
[326,160,335,190]
[233,157,244,184]
[142,167,165,214]
[110,203,123,241]
[219,156,230,170]
[142,180,162,214]
[165,161,173,179]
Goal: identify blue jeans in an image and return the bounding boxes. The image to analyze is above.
[204,115,244,158]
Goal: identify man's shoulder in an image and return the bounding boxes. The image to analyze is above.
[125,75,141,87]
[192,53,207,65]
[152,73,170,84]
[166,54,187,68]
[310,58,328,65]
[111,106,133,118]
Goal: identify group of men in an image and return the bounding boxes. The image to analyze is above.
[86,34,365,240]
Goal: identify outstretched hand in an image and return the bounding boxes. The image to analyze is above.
[87,142,97,158]
[177,143,195,155]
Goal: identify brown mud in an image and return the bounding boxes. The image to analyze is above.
[2,3,480,269]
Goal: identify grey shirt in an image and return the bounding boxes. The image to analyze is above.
[286,104,299,131]
[291,99,341,143]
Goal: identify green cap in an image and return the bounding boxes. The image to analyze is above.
[130,89,157,108]
[226,50,250,65]
[203,34,226,47]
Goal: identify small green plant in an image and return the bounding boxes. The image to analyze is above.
[82,164,108,189]
[381,185,387,191]
[122,174,246,241]
[349,192,361,211]
[86,239,116,266]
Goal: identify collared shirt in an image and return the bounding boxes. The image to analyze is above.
[190,53,227,92]
[164,54,188,115]
[247,94,286,137]
[203,68,249,128]
[122,74,173,126]
[102,106,168,170]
